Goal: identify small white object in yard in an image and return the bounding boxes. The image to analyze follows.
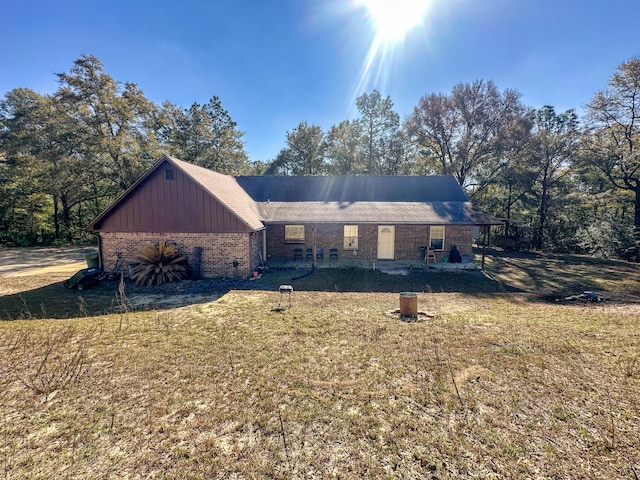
[563,291,606,302]
[277,284,294,309]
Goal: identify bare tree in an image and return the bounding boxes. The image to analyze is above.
[584,56,640,238]
[405,80,527,193]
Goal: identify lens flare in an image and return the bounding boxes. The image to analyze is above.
[357,0,431,43]
[353,0,433,101]
[316,0,434,113]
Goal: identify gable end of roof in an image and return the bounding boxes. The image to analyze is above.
[86,155,264,232]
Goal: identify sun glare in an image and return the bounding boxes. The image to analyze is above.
[358,0,431,43]
[319,0,434,115]
[345,0,433,102]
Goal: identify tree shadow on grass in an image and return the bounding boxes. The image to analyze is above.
[255,267,525,295]
[1,267,526,320]
[482,248,640,304]
[17,245,636,320]
[0,280,121,320]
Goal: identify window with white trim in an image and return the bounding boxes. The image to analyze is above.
[285,225,305,243]
[429,226,445,251]
[344,225,358,249]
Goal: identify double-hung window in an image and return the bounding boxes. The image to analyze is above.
[344,225,358,249]
[429,226,445,251]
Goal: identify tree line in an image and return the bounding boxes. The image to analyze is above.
[1,54,639,258]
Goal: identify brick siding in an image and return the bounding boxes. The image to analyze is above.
[444,225,474,258]
[100,232,254,279]
[263,223,474,263]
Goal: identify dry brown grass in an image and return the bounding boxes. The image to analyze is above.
[483,249,640,302]
[1,289,639,478]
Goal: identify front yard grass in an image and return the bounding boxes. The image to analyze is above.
[0,249,639,477]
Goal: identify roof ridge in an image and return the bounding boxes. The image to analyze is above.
[164,156,264,231]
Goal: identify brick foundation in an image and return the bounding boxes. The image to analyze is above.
[99,232,254,279]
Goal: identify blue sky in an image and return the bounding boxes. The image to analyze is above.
[3,0,639,162]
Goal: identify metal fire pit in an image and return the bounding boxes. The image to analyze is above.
[399,292,418,317]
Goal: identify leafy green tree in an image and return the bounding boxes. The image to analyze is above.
[0,88,89,242]
[473,112,536,247]
[246,160,271,175]
[584,56,640,239]
[572,143,637,257]
[325,120,364,175]
[56,55,160,191]
[356,90,400,174]
[158,97,250,174]
[0,55,256,244]
[267,122,326,175]
[1,56,162,244]
[528,106,579,249]
[0,153,51,245]
[385,129,414,175]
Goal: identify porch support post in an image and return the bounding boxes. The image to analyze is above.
[425,225,431,268]
[481,225,488,269]
[262,229,267,265]
[312,225,317,267]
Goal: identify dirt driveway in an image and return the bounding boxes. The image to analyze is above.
[0,246,224,318]
[0,246,91,277]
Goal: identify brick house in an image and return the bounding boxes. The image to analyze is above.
[87,155,502,278]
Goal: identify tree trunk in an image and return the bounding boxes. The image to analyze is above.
[368,134,374,174]
[536,191,547,250]
[634,180,640,240]
[535,166,550,250]
[505,182,513,247]
[61,193,73,242]
[53,195,60,239]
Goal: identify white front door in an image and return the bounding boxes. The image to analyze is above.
[377,226,395,260]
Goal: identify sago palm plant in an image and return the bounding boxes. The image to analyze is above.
[130,242,189,286]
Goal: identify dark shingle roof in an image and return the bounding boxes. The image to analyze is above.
[257,201,500,225]
[169,156,263,230]
[88,158,501,231]
[235,175,468,202]
[235,175,500,224]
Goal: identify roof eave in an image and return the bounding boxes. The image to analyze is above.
[167,156,264,232]
[260,219,504,225]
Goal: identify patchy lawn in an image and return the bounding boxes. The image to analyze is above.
[1,247,639,320]
[1,290,639,478]
[0,248,639,477]
[482,249,640,302]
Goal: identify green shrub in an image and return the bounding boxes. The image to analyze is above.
[130,242,189,286]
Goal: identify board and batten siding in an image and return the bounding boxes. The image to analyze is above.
[96,165,253,233]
